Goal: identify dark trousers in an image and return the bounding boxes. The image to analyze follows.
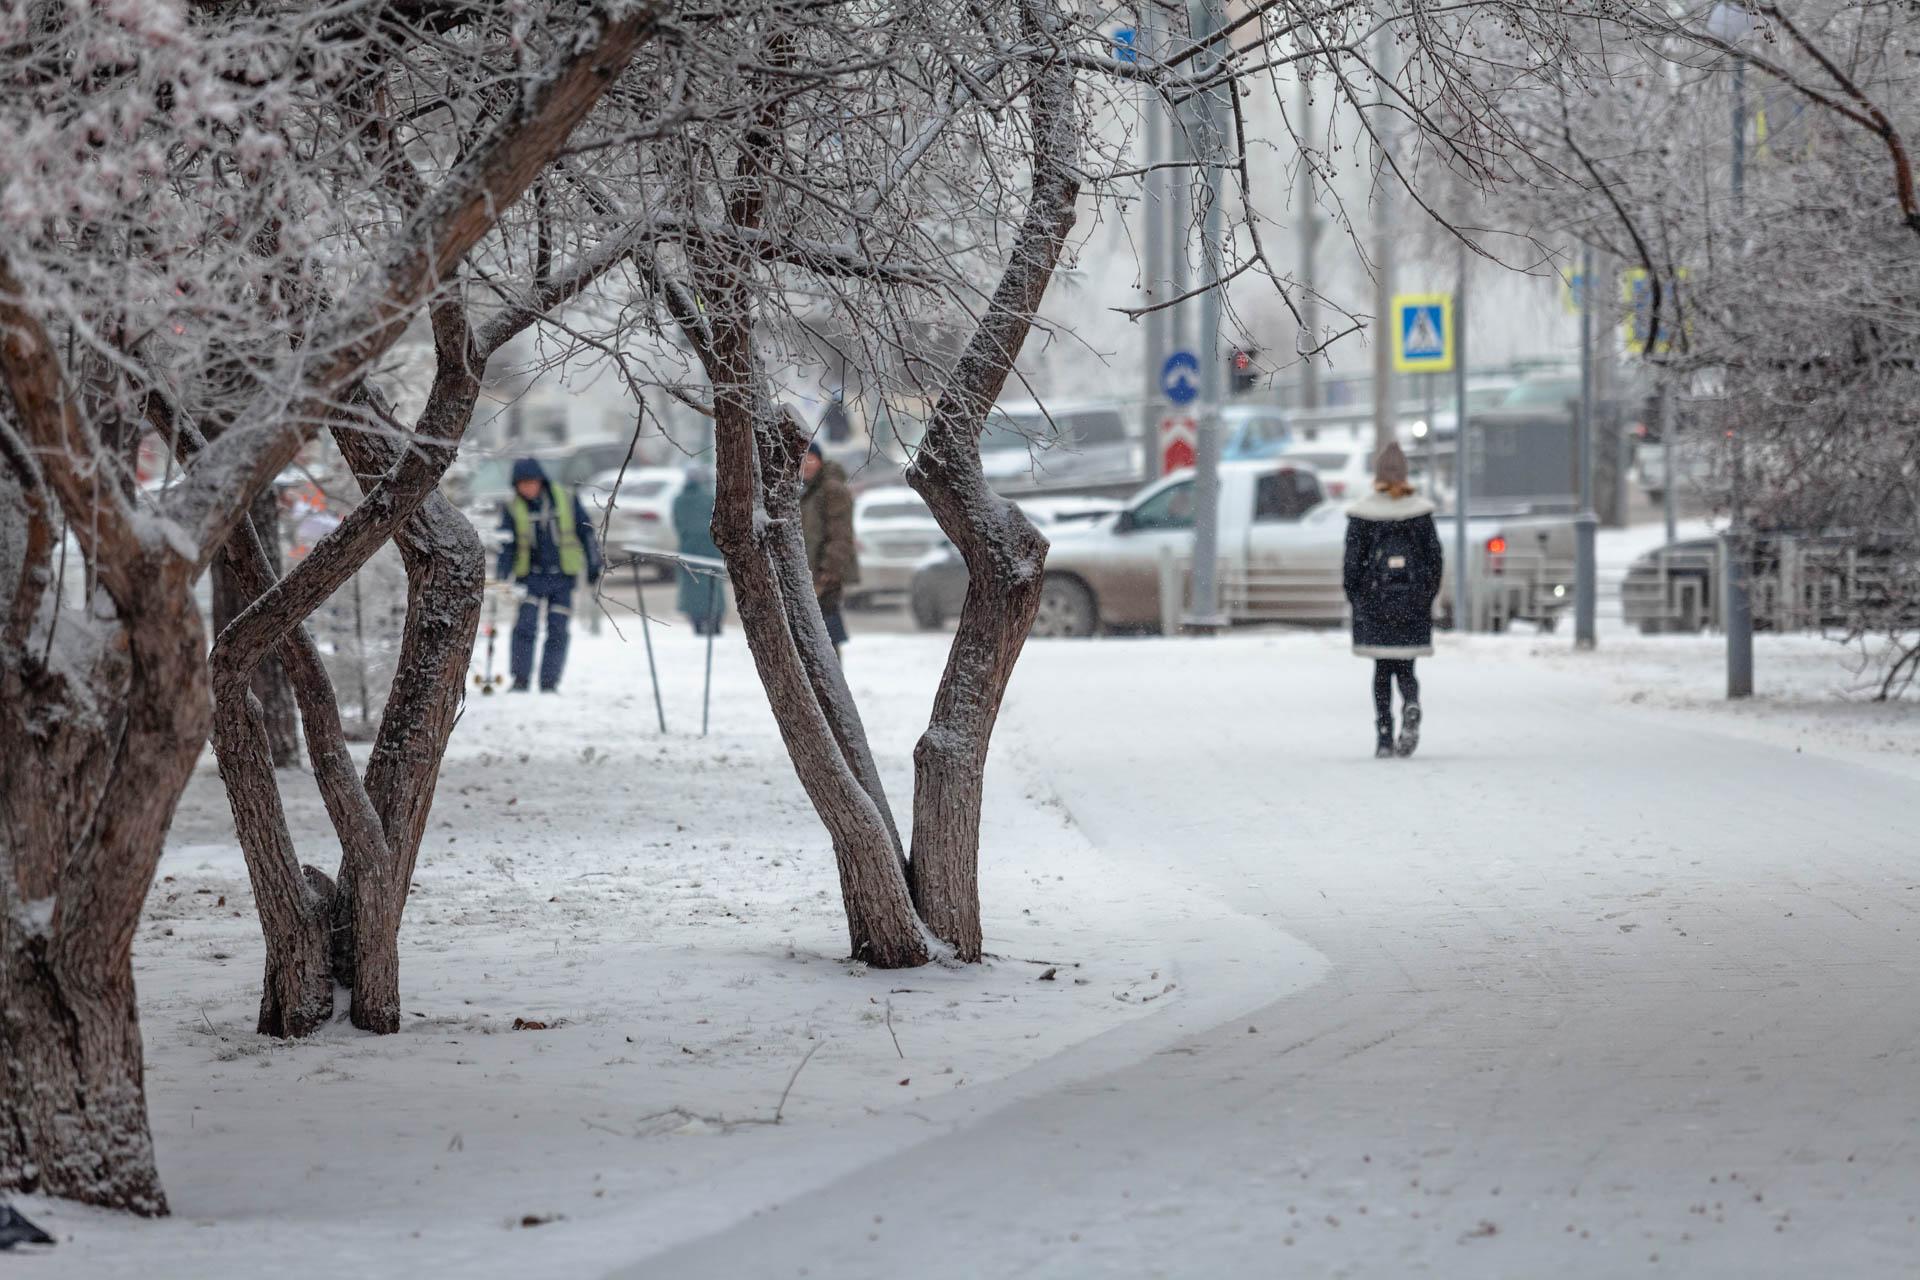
[818,589,849,652]
[1372,659,1419,723]
[511,575,574,690]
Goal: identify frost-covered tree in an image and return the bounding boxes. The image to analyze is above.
[1506,2,1920,682]
[0,0,664,1215]
[576,0,1604,967]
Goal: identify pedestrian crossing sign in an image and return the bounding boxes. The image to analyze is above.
[1392,293,1454,373]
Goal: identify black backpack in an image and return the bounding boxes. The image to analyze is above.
[1370,520,1421,597]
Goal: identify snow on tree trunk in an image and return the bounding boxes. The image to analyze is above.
[1,263,210,1214]
[1,628,170,1215]
[904,0,1079,959]
[0,579,209,1213]
[328,415,484,1033]
[707,383,932,968]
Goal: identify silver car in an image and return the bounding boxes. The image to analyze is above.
[850,486,945,607]
[976,399,1147,496]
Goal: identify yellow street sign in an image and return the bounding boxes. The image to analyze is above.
[1391,293,1455,373]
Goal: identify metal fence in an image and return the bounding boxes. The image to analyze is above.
[1620,535,1906,636]
[1154,548,1574,635]
[1149,534,1901,638]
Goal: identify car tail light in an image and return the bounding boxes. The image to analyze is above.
[1326,480,1346,498]
[637,511,661,522]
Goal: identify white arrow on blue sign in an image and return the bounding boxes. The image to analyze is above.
[1160,350,1201,405]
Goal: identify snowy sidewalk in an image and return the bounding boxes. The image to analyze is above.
[637,631,1920,1278]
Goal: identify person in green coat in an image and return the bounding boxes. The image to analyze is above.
[672,465,726,635]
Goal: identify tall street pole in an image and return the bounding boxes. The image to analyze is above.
[1370,25,1396,453]
[1574,244,1598,649]
[1139,4,1168,485]
[1451,238,1471,633]
[1184,0,1228,631]
[1725,59,1754,697]
[1660,376,1677,546]
[1297,73,1320,411]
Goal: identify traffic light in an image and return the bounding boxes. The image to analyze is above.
[1230,347,1258,395]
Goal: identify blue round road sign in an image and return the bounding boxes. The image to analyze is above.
[1160,350,1200,405]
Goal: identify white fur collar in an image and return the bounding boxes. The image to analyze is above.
[1347,490,1435,521]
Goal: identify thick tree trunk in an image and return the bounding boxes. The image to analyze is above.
[1,576,208,1214]
[205,390,482,1036]
[903,0,1080,959]
[707,404,930,967]
[757,424,908,872]
[214,489,302,768]
[327,467,483,1033]
[673,35,931,967]
[903,503,1049,960]
[207,659,337,1037]
[0,641,166,1214]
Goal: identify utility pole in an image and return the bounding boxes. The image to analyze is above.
[1725,58,1754,697]
[1574,244,1598,649]
[1660,376,1677,546]
[1452,237,1471,633]
[1140,4,1168,447]
[1183,0,1228,632]
[1370,25,1396,452]
[1297,73,1320,411]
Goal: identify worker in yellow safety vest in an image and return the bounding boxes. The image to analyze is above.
[496,458,603,692]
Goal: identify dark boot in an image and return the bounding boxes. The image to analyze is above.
[1375,717,1395,759]
[1396,704,1422,758]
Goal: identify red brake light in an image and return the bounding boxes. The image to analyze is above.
[1486,536,1508,556]
[1326,480,1346,497]
[637,512,661,522]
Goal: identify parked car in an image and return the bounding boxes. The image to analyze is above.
[848,486,945,608]
[1457,505,1578,630]
[581,466,686,578]
[977,399,1147,496]
[1497,372,1583,411]
[1219,404,1293,460]
[1023,460,1337,637]
[1278,444,1375,502]
[908,497,1123,629]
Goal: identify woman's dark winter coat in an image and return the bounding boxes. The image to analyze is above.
[1343,490,1444,658]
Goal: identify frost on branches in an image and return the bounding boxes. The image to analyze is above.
[1512,2,1920,688]
[1,0,660,1214]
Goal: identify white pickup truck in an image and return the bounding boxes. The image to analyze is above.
[1030,461,1575,637]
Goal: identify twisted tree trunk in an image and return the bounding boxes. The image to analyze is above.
[214,488,301,767]
[903,0,1079,959]
[665,0,1080,964]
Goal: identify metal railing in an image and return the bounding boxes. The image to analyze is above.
[1153,547,1574,635]
[1620,535,1907,636]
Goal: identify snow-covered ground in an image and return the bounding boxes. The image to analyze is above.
[16,612,1920,1277]
[17,618,1316,1278]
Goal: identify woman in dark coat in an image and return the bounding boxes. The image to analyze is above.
[672,466,727,635]
[1343,442,1443,758]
